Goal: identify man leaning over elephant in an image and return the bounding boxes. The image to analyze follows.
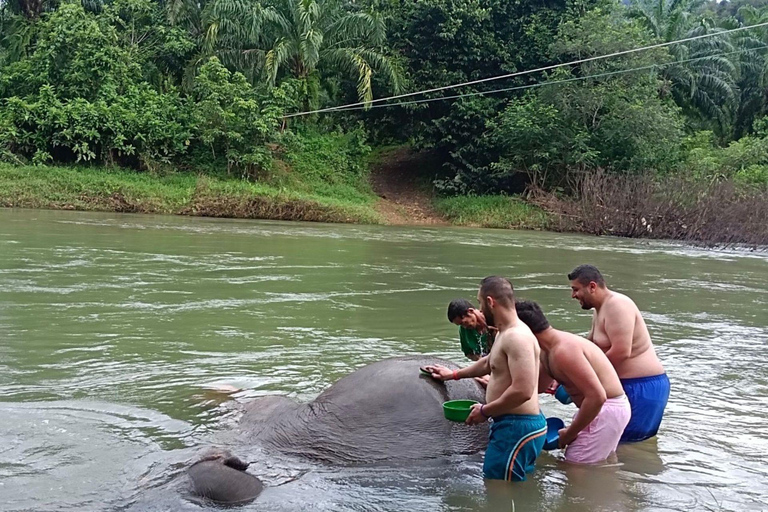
[426,276,545,482]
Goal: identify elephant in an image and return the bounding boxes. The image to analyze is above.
[188,356,487,504]
[187,449,263,505]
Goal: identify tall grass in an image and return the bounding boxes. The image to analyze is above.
[434,195,552,230]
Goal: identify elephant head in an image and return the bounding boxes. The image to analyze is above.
[187,448,263,505]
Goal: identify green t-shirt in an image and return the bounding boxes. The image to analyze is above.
[459,326,490,358]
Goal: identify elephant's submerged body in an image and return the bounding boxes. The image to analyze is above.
[189,356,488,503]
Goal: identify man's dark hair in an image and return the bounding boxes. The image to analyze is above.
[567,264,606,287]
[479,276,515,307]
[447,299,474,322]
[515,300,550,334]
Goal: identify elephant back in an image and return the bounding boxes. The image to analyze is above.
[256,356,488,464]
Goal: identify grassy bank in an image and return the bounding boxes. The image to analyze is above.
[434,195,551,230]
[0,164,382,224]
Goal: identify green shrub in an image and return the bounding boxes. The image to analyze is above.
[276,127,374,203]
[188,58,295,176]
[434,195,551,229]
[682,122,768,188]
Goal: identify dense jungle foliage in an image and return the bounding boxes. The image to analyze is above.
[1,0,767,227]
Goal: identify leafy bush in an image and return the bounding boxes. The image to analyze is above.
[0,2,296,173]
[277,127,373,201]
[188,57,296,175]
[484,3,686,189]
[682,120,768,188]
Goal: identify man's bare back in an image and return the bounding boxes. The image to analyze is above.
[542,330,624,407]
[589,292,664,379]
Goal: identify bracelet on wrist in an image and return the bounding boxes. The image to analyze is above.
[480,404,489,418]
[453,369,459,380]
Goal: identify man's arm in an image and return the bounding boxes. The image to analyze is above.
[538,355,556,394]
[454,355,490,378]
[425,356,490,381]
[557,349,607,446]
[603,301,634,367]
[482,334,537,417]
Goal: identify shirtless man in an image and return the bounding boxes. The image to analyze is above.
[515,300,631,464]
[568,264,669,443]
[425,277,545,482]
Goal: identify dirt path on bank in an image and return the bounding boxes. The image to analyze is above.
[369,148,448,226]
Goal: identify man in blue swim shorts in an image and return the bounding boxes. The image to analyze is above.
[426,277,545,481]
[568,265,670,443]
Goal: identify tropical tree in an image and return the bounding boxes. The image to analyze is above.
[164,0,267,85]
[0,0,47,64]
[261,0,399,108]
[2,0,47,20]
[729,4,768,137]
[485,1,685,190]
[630,0,739,135]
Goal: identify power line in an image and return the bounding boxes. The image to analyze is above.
[321,44,768,113]
[283,20,768,118]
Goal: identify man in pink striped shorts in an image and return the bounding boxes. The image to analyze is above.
[516,300,631,464]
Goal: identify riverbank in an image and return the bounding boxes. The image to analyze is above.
[2,160,765,248]
[0,156,551,230]
[0,164,383,224]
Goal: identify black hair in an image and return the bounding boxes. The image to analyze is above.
[479,276,515,307]
[514,300,550,334]
[447,298,474,322]
[567,264,606,287]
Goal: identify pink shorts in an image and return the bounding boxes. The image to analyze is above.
[565,395,632,464]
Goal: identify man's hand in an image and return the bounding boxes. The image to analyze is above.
[558,427,578,449]
[465,403,488,425]
[423,364,454,381]
[474,375,490,389]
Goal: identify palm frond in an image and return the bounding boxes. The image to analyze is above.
[265,37,291,85]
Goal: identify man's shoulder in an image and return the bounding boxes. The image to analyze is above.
[498,324,537,346]
[604,292,639,313]
[550,335,584,361]
[561,329,591,346]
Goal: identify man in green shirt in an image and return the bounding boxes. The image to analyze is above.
[447,299,492,361]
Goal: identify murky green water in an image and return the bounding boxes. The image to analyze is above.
[1,208,766,511]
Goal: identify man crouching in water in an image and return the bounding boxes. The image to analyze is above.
[425,276,545,481]
[568,264,669,443]
[516,300,631,463]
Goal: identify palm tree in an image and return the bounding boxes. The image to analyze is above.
[261,0,400,108]
[0,0,41,65]
[3,0,46,20]
[164,0,267,86]
[630,0,739,134]
[164,0,399,107]
[730,4,768,137]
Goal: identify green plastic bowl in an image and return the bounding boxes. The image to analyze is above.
[443,400,480,422]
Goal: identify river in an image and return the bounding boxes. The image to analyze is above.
[1,208,766,511]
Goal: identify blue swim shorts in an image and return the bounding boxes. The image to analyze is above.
[620,373,670,443]
[484,413,546,481]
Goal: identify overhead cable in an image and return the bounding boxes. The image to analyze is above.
[283,20,768,118]
[320,44,768,113]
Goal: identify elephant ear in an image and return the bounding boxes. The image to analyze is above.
[222,456,250,471]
